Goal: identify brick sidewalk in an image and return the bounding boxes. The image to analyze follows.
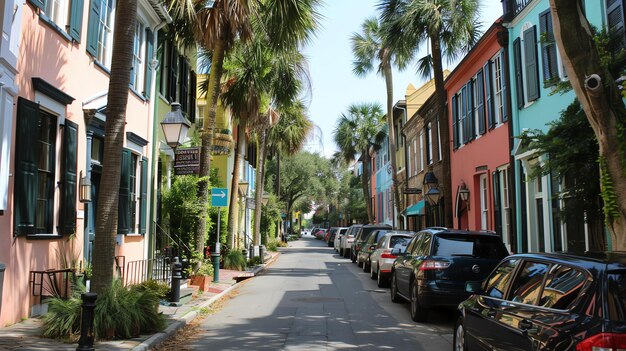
[0,253,279,351]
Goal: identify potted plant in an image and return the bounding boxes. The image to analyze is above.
[189,259,214,291]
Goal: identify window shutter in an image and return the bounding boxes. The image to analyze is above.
[539,10,559,87]
[180,58,189,112]
[86,0,101,57]
[513,38,524,109]
[485,62,495,129]
[118,149,131,234]
[500,50,509,121]
[452,94,459,149]
[524,26,540,102]
[168,43,178,102]
[607,0,626,51]
[59,120,78,235]
[493,171,502,237]
[139,157,148,234]
[28,0,46,11]
[476,69,486,134]
[467,80,475,140]
[144,29,154,99]
[461,86,468,144]
[189,70,197,123]
[68,0,84,42]
[14,98,40,235]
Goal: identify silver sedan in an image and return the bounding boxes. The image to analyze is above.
[369,232,415,288]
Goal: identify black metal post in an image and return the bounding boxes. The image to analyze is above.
[170,257,182,303]
[76,292,97,351]
[259,245,266,264]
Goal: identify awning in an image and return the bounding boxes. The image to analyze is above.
[405,200,425,216]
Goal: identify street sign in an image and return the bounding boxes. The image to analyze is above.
[404,187,421,194]
[174,147,200,175]
[246,197,256,209]
[211,188,228,207]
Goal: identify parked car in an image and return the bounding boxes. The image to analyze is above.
[351,224,392,263]
[369,231,416,287]
[357,228,394,271]
[341,224,363,258]
[314,228,326,240]
[327,227,346,247]
[455,251,626,351]
[390,227,508,322]
[334,227,346,252]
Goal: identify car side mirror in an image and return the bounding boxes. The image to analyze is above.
[465,281,483,294]
[369,245,376,250]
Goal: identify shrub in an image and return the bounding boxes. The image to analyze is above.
[247,256,263,266]
[42,283,85,340]
[266,238,287,252]
[223,250,246,271]
[196,260,214,277]
[133,280,170,300]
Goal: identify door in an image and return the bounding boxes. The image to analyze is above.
[480,173,489,230]
[395,233,423,297]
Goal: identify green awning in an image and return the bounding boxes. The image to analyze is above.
[406,200,425,216]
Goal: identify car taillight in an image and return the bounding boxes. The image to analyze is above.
[419,260,450,270]
[576,333,626,351]
[380,250,396,259]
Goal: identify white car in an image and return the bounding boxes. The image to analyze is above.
[340,224,362,258]
[332,227,348,250]
[369,231,415,288]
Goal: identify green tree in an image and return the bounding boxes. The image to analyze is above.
[379,0,482,227]
[550,0,626,249]
[91,0,138,295]
[333,103,387,223]
[351,16,412,228]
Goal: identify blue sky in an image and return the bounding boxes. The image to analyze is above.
[302,0,504,157]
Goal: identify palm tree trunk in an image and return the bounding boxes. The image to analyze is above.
[91,0,137,295]
[228,115,247,249]
[430,35,453,228]
[361,151,374,223]
[196,36,226,259]
[253,128,268,247]
[551,0,626,249]
[275,150,282,240]
[383,61,402,228]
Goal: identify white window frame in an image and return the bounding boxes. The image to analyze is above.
[97,0,116,68]
[480,173,489,230]
[437,120,442,161]
[44,0,69,28]
[419,132,424,171]
[493,53,505,124]
[498,166,511,248]
[131,20,146,93]
[427,122,433,165]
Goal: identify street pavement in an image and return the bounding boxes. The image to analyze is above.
[183,235,455,350]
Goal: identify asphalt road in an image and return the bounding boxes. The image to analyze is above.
[185,235,455,350]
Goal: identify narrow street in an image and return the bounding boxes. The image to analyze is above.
[182,236,455,350]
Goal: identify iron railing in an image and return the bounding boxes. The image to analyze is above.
[503,0,534,21]
[122,256,172,286]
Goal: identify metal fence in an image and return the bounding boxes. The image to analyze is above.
[122,256,172,286]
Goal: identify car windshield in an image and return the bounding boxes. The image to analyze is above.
[432,234,508,259]
[608,271,626,321]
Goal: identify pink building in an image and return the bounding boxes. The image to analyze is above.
[0,0,169,326]
[446,20,516,252]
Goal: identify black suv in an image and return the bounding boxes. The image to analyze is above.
[455,252,626,351]
[390,227,508,322]
[351,224,392,263]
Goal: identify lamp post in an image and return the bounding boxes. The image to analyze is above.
[238,181,250,253]
[79,171,92,203]
[423,171,441,226]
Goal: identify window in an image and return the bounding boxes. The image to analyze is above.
[513,25,540,108]
[539,265,586,310]
[14,97,77,236]
[480,174,489,230]
[509,261,549,305]
[426,123,433,165]
[606,0,626,53]
[86,0,115,67]
[437,120,442,161]
[493,54,505,123]
[28,0,83,41]
[419,132,424,171]
[131,21,145,93]
[499,168,512,246]
[45,0,68,28]
[485,259,519,299]
[118,149,148,234]
[539,10,566,87]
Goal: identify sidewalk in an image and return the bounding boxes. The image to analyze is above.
[0,252,279,351]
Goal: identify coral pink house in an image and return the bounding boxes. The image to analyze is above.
[446,20,516,252]
[0,0,169,326]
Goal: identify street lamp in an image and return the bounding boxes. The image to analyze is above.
[425,187,442,206]
[79,171,92,203]
[160,102,191,150]
[261,192,270,206]
[459,182,470,202]
[238,181,249,196]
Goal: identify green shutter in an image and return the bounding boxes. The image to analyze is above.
[452,94,459,149]
[86,0,101,57]
[467,80,475,140]
[485,61,495,129]
[476,69,486,135]
[60,120,78,235]
[14,98,40,235]
[493,171,502,237]
[118,149,131,234]
[607,0,626,51]
[69,0,84,42]
[524,26,540,102]
[189,71,197,123]
[28,0,46,11]
[144,29,154,99]
[500,50,509,122]
[513,38,524,109]
[539,10,559,87]
[168,43,178,102]
[460,86,467,144]
[139,156,148,234]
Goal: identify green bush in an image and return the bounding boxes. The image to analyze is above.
[223,250,247,271]
[42,282,85,340]
[247,256,263,266]
[133,279,170,300]
[266,238,287,251]
[196,260,214,277]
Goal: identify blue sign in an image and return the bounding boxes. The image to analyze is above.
[211,188,228,207]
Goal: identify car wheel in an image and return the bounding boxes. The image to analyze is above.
[390,272,402,303]
[363,259,370,273]
[370,264,377,280]
[410,282,428,323]
[351,252,356,263]
[377,271,387,288]
[453,317,468,351]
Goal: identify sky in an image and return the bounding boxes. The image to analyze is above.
[301,0,504,158]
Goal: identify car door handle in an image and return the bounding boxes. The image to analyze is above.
[519,319,533,330]
[487,309,497,318]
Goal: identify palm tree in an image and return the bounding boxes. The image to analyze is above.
[91,0,138,294]
[379,0,482,227]
[333,103,387,224]
[351,16,412,229]
[168,0,321,255]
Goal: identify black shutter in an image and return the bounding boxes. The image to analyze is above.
[452,94,459,149]
[180,58,189,112]
[59,120,78,235]
[467,80,475,140]
[524,26,540,102]
[539,10,559,87]
[607,0,626,51]
[144,29,154,99]
[68,0,84,42]
[485,61,496,129]
[513,38,524,109]
[168,43,178,102]
[460,86,467,144]
[28,0,46,11]
[14,98,40,235]
[493,171,502,238]
[189,70,197,123]
[118,149,131,234]
[86,0,101,57]
[476,69,486,135]
[500,50,509,122]
[139,156,148,234]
